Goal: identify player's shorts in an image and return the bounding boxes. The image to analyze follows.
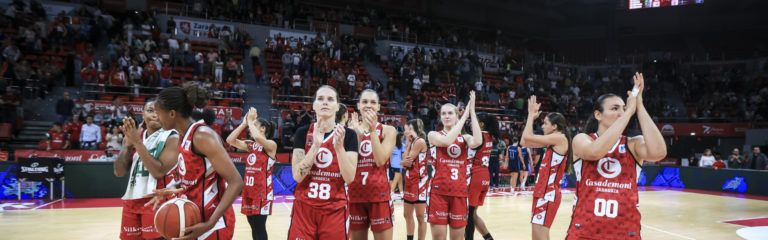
[531,191,562,228]
[349,201,395,231]
[120,198,161,240]
[426,193,468,228]
[241,195,272,216]
[468,169,490,207]
[288,199,348,240]
[508,157,522,172]
[200,207,235,240]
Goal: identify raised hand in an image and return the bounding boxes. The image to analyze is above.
[347,112,362,133]
[333,124,346,150]
[468,91,476,114]
[527,95,542,119]
[120,117,141,148]
[362,109,378,133]
[312,122,324,148]
[632,72,645,103]
[247,107,258,122]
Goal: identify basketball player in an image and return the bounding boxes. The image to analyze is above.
[520,96,572,240]
[145,84,244,240]
[289,85,359,240]
[519,144,533,190]
[114,100,179,240]
[427,91,482,240]
[401,119,428,240]
[346,89,397,240]
[465,114,498,240]
[226,107,276,240]
[567,73,667,240]
[506,138,523,193]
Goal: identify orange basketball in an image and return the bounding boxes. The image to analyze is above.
[154,198,203,239]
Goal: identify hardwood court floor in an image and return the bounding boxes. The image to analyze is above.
[1,187,767,240]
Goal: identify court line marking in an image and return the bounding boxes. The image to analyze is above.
[32,199,63,210]
[718,216,768,226]
[642,223,696,240]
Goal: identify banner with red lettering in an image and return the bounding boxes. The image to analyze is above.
[86,100,242,121]
[14,149,116,162]
[0,151,7,161]
[656,123,749,137]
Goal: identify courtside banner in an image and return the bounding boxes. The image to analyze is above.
[656,123,749,137]
[15,150,260,163]
[0,151,8,161]
[14,150,117,162]
[176,19,235,39]
[85,100,243,121]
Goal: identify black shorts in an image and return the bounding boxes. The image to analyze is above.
[404,199,426,204]
[389,167,402,179]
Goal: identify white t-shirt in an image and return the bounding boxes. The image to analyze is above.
[292,75,301,87]
[699,155,716,167]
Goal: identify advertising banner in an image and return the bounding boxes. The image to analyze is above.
[176,19,235,39]
[656,123,749,137]
[86,100,243,121]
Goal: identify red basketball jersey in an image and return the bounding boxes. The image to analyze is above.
[349,123,391,203]
[404,137,429,202]
[567,134,641,239]
[468,132,492,170]
[532,146,567,198]
[429,131,470,197]
[176,121,235,233]
[294,123,348,209]
[242,142,275,213]
[47,132,68,149]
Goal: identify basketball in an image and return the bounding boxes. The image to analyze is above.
[153,198,203,239]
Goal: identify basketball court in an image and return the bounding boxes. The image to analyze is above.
[2,186,766,239]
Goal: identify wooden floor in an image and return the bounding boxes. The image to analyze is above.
[2,187,767,240]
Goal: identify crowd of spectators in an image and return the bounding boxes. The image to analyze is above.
[82,12,250,100]
[687,146,767,170]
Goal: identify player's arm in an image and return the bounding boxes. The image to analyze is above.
[292,126,320,183]
[113,137,134,177]
[428,104,471,147]
[465,92,483,149]
[629,73,666,164]
[248,118,277,159]
[520,96,549,148]
[336,126,359,183]
[402,139,426,168]
[132,134,179,179]
[225,118,249,151]
[574,74,640,160]
[370,124,396,167]
[181,127,244,239]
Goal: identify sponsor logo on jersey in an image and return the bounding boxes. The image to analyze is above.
[467,149,476,159]
[618,144,626,153]
[177,155,187,175]
[359,140,372,157]
[247,154,257,165]
[182,140,191,151]
[314,148,333,168]
[448,144,462,159]
[597,157,621,179]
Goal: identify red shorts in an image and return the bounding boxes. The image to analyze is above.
[200,207,235,240]
[120,198,161,240]
[241,195,273,216]
[531,191,562,228]
[468,169,490,207]
[349,201,394,231]
[426,193,468,228]
[288,199,348,240]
